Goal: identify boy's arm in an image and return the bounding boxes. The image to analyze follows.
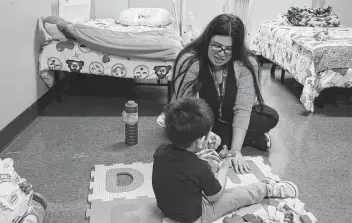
[205,156,231,202]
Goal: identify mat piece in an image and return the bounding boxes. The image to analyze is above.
[86,197,165,223]
[87,156,279,223]
[89,162,154,202]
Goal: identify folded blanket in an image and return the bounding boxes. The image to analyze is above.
[285,6,340,27]
[42,16,183,61]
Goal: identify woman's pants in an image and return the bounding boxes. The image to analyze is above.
[212,109,278,150]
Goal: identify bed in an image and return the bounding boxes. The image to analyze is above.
[38,0,189,102]
[252,12,352,112]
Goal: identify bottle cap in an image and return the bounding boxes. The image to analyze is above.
[126,101,137,107]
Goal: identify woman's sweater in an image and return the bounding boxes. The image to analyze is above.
[172,52,258,130]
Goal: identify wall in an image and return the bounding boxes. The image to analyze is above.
[329,0,352,27]
[0,0,52,131]
[92,0,128,19]
[188,0,226,33]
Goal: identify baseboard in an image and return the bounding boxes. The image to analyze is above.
[0,80,64,154]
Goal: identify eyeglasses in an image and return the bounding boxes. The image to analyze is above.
[211,43,232,56]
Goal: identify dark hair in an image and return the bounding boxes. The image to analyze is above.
[172,14,263,107]
[164,98,214,148]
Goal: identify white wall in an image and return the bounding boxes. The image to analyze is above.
[0,0,51,131]
[188,0,226,33]
[92,0,128,19]
[329,0,352,27]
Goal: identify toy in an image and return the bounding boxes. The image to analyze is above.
[243,214,257,222]
[299,215,312,223]
[307,212,317,222]
[223,214,245,223]
[232,214,245,222]
[273,211,285,223]
[222,214,265,223]
[293,200,305,215]
[313,29,330,41]
[0,158,47,223]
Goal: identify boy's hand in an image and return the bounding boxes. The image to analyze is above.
[219,153,232,169]
[219,145,229,159]
[207,132,221,150]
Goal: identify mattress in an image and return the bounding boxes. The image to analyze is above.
[42,17,184,61]
[39,40,174,87]
[252,19,352,112]
[82,18,177,32]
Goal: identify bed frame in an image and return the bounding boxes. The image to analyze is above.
[54,0,188,103]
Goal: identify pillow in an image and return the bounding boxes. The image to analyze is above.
[116,8,173,27]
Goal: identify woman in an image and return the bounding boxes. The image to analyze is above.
[171,14,278,174]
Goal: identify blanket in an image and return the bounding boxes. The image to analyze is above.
[285,6,340,27]
[42,16,183,61]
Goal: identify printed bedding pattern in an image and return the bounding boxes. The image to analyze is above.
[252,18,352,112]
[82,18,177,33]
[39,40,173,87]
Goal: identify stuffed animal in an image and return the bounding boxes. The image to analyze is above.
[0,158,33,223]
[313,29,330,41]
[197,146,229,173]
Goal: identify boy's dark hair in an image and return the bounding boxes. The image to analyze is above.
[164,98,214,148]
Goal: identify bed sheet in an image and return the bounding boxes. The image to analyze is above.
[252,22,352,112]
[42,17,184,61]
[82,18,177,33]
[39,40,174,88]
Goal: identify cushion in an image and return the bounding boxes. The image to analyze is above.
[116,8,173,27]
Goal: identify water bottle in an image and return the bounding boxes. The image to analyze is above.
[123,101,138,145]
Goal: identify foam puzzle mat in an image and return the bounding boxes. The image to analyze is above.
[87,157,317,223]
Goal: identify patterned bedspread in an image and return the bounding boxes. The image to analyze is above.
[82,18,176,32]
[39,40,174,87]
[252,19,352,112]
[38,18,180,88]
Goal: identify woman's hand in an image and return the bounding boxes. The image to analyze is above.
[207,131,221,150]
[230,151,251,174]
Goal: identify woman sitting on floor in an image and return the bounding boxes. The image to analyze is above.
[171,14,279,174]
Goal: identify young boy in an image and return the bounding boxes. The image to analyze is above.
[152,98,299,223]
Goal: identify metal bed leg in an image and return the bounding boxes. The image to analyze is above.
[281,69,285,84]
[54,71,62,102]
[167,81,172,103]
[315,93,325,108]
[270,63,276,77]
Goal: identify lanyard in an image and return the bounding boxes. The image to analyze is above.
[208,65,228,120]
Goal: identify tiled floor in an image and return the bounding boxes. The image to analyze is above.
[2,66,352,223]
